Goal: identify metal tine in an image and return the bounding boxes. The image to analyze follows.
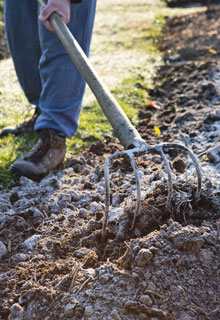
[128,153,141,230]
[102,149,143,241]
[157,146,173,208]
[102,142,202,242]
[103,156,111,241]
[159,143,202,198]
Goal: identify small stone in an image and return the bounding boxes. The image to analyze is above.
[84,305,94,317]
[22,235,41,252]
[135,248,153,267]
[99,273,109,284]
[146,281,156,291]
[9,303,24,320]
[32,208,44,219]
[179,312,193,320]
[69,190,80,202]
[110,309,122,320]
[140,294,153,307]
[207,143,220,164]
[172,157,187,174]
[0,241,7,259]
[19,176,37,188]
[78,208,88,219]
[112,192,121,207]
[64,303,75,318]
[139,313,148,320]
[10,253,28,263]
[89,202,102,216]
[199,248,214,263]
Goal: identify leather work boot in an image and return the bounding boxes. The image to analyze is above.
[11,130,66,181]
[0,108,40,138]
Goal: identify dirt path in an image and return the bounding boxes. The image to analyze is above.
[0,2,220,320]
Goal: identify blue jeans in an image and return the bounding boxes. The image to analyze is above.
[4,0,96,137]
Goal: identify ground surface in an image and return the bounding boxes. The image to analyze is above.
[0,2,220,320]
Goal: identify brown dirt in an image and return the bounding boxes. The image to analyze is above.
[0,4,220,320]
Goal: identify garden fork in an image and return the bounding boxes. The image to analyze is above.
[37,0,202,240]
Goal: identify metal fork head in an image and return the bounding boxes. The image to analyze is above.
[101,143,202,241]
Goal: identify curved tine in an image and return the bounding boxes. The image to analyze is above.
[128,154,141,230]
[102,156,112,242]
[161,143,202,198]
[159,146,173,208]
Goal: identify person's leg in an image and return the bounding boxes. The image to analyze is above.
[35,0,97,138]
[4,0,42,106]
[11,0,97,180]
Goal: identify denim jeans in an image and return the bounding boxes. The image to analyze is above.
[4,0,96,137]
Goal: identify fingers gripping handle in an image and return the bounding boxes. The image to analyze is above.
[37,0,146,149]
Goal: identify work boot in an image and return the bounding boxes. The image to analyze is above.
[11,130,66,181]
[0,108,40,138]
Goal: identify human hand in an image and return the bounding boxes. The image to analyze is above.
[39,0,71,32]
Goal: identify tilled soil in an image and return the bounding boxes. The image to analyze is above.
[0,5,220,320]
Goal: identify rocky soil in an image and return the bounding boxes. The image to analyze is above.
[0,3,220,320]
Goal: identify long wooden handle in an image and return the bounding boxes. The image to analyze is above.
[37,0,146,149]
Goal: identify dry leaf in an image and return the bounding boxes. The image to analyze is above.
[154,126,161,137]
[145,100,160,110]
[209,49,217,55]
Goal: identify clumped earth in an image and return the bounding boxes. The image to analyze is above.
[0,5,220,320]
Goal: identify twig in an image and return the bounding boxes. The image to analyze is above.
[206,307,220,316]
[217,220,220,240]
[144,290,163,299]
[69,263,81,291]
[8,240,11,253]
[34,269,37,282]
[76,277,92,294]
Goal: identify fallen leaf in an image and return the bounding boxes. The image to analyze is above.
[209,49,217,55]
[145,100,160,110]
[154,126,161,137]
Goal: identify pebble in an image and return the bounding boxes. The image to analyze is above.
[78,208,88,219]
[22,235,41,252]
[32,208,44,219]
[207,143,220,163]
[10,253,28,263]
[199,248,214,263]
[110,308,122,320]
[135,248,153,267]
[64,303,75,318]
[139,313,148,320]
[140,294,153,307]
[108,208,123,223]
[112,192,121,207]
[0,240,7,259]
[99,273,110,284]
[9,303,24,320]
[89,201,102,215]
[179,312,193,320]
[84,305,94,317]
[69,190,80,202]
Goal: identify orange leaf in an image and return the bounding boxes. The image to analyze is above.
[145,100,160,110]
[209,49,217,55]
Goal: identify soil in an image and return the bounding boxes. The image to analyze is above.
[0,3,220,320]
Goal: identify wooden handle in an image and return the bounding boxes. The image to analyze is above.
[37,0,145,149]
